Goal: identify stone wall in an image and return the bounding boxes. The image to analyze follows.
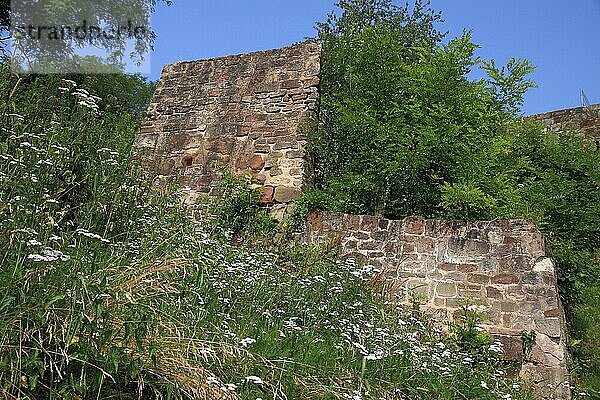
[135,43,321,204]
[303,211,570,399]
[530,104,600,149]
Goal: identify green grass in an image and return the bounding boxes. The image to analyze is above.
[571,284,600,397]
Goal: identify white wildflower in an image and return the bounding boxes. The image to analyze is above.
[221,383,237,392]
[8,113,24,121]
[61,79,76,88]
[365,349,385,361]
[76,229,110,243]
[244,376,263,384]
[28,247,70,262]
[489,340,504,353]
[240,337,256,347]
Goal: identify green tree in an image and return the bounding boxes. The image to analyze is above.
[310,0,536,219]
[1,0,172,71]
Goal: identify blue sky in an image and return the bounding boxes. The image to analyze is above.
[150,1,600,115]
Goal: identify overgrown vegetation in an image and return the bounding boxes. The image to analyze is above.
[1,0,598,397]
[0,57,535,398]
[304,0,600,393]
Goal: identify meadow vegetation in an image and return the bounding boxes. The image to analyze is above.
[0,62,533,399]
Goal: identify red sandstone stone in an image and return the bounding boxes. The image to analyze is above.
[491,274,519,285]
[139,125,154,134]
[249,155,265,171]
[404,216,425,235]
[416,237,435,253]
[260,186,274,204]
[493,334,524,361]
[457,264,478,273]
[439,263,457,271]
[543,308,560,318]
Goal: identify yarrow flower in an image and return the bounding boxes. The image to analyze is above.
[489,339,504,353]
[220,383,237,392]
[76,229,110,243]
[28,247,70,262]
[244,375,263,384]
[240,337,256,347]
[365,349,386,360]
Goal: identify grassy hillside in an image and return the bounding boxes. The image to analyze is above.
[0,65,535,399]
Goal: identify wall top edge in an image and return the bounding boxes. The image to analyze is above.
[528,103,600,119]
[159,42,322,73]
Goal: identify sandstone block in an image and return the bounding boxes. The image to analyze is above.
[457,263,478,273]
[467,273,490,284]
[361,215,380,231]
[535,318,562,338]
[435,282,457,298]
[439,263,457,271]
[533,257,554,272]
[274,186,301,203]
[358,240,379,251]
[260,186,274,204]
[543,308,560,318]
[491,273,519,284]
[269,167,283,177]
[249,155,265,171]
[528,333,566,368]
[486,286,504,300]
[404,216,425,235]
[493,334,524,361]
[416,237,435,254]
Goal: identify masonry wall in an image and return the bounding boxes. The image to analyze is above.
[530,104,600,148]
[303,211,570,399]
[135,43,321,204]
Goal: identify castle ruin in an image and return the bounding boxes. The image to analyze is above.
[133,43,600,399]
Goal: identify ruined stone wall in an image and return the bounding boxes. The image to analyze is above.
[136,44,577,398]
[135,43,321,204]
[303,211,570,399]
[530,104,600,148]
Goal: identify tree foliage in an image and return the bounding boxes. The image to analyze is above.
[1,0,172,70]
[311,0,532,218]
[307,3,600,389]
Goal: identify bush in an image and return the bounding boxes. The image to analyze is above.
[209,170,277,238]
